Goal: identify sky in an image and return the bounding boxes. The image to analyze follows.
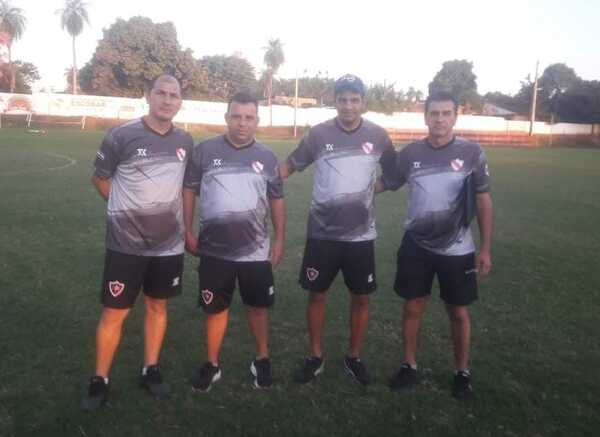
[5,0,600,95]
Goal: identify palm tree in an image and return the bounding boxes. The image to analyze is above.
[0,0,26,93]
[262,38,285,125]
[57,0,89,95]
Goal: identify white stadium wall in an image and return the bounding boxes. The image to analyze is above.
[0,91,596,136]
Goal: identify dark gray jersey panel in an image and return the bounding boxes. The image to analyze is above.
[184,135,282,262]
[93,118,193,256]
[394,137,491,255]
[287,118,394,241]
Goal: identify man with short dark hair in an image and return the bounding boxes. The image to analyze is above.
[380,90,493,399]
[183,92,285,391]
[82,74,193,409]
[280,74,396,385]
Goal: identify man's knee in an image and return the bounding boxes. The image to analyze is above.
[144,296,168,317]
[403,297,428,319]
[350,293,369,308]
[308,291,328,304]
[446,304,470,323]
[99,307,130,328]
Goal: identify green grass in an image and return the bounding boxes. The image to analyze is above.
[0,127,599,437]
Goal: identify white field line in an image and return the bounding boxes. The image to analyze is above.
[0,152,77,176]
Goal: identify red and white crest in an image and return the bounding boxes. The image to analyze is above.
[108,281,125,297]
[252,161,264,173]
[306,267,319,282]
[362,142,374,154]
[201,289,214,305]
[176,148,186,162]
[450,158,464,171]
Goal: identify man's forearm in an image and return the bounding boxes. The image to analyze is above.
[182,188,197,233]
[91,175,111,201]
[269,198,286,241]
[476,192,493,252]
[278,161,294,179]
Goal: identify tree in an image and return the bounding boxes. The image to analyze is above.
[366,82,398,115]
[0,0,26,92]
[80,16,209,98]
[262,38,285,123]
[12,60,39,93]
[56,0,90,95]
[537,63,580,122]
[556,80,600,124]
[200,54,257,101]
[429,59,481,111]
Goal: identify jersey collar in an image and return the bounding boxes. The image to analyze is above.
[223,134,256,150]
[335,117,363,134]
[141,117,174,137]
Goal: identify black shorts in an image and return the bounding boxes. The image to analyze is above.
[394,234,477,306]
[101,249,184,309]
[197,255,275,314]
[299,239,376,294]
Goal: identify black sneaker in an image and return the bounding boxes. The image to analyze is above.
[250,357,273,389]
[294,356,324,384]
[191,362,221,392]
[452,370,473,400]
[81,376,108,410]
[389,363,418,391]
[140,364,170,400]
[343,356,371,385]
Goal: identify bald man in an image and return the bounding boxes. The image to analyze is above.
[82,75,194,409]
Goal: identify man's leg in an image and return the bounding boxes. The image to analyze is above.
[402,296,429,366]
[143,296,168,367]
[445,304,471,370]
[247,306,269,359]
[95,307,131,377]
[307,291,328,358]
[206,309,229,365]
[348,293,369,358]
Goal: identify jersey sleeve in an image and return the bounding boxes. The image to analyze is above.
[183,142,204,191]
[93,130,120,178]
[385,145,410,191]
[472,146,491,193]
[286,129,315,172]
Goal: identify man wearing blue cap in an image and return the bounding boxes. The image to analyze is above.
[280,74,396,385]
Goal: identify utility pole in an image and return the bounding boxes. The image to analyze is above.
[529,60,539,136]
[293,70,299,138]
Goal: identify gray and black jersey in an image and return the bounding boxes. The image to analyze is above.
[93,118,193,257]
[386,136,491,256]
[184,135,283,262]
[287,118,396,242]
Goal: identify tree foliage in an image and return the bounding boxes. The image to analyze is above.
[200,54,257,101]
[0,60,39,93]
[429,59,481,111]
[79,16,209,98]
[57,0,90,94]
[0,0,26,92]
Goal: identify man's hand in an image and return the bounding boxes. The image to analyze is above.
[270,238,284,268]
[476,249,492,277]
[185,230,199,256]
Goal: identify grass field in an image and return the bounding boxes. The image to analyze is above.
[0,127,599,437]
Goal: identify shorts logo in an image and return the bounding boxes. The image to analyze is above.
[269,286,275,296]
[252,161,264,173]
[108,281,125,297]
[367,273,374,283]
[306,267,319,282]
[485,163,490,176]
[201,289,214,305]
[176,148,186,162]
[465,268,478,275]
[172,276,180,286]
[362,142,374,154]
[451,158,464,171]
